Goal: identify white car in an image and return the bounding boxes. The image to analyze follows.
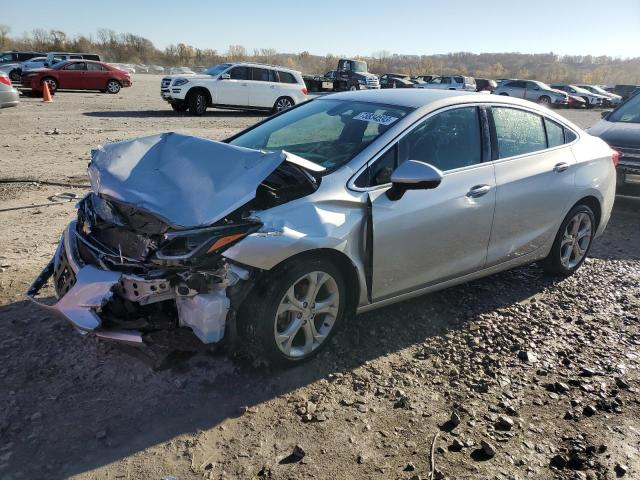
[576,84,622,107]
[20,56,47,71]
[108,63,136,74]
[551,84,607,109]
[419,75,477,91]
[161,62,308,116]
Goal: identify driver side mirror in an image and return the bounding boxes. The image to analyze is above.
[386,160,443,201]
[220,73,230,80]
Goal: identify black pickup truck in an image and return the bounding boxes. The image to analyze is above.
[304,59,380,92]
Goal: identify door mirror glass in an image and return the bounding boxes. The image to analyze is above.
[387,160,443,200]
[220,73,230,80]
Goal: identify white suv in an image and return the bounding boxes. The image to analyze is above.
[161,62,308,115]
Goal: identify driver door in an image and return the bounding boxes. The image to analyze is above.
[368,106,496,301]
[216,66,250,106]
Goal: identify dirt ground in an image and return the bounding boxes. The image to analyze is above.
[0,75,638,480]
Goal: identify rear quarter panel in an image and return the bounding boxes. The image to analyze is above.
[569,134,616,236]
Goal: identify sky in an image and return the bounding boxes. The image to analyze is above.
[3,0,640,58]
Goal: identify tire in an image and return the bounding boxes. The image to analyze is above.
[538,95,551,106]
[106,80,121,94]
[238,257,347,365]
[171,101,188,112]
[188,90,208,116]
[41,77,58,94]
[9,69,21,82]
[349,84,359,91]
[539,204,596,276]
[272,96,294,114]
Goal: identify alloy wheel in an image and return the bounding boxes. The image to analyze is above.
[560,212,592,269]
[107,81,120,93]
[195,94,206,114]
[44,79,57,93]
[276,98,293,111]
[274,271,340,358]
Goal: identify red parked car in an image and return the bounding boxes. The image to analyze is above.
[20,60,132,95]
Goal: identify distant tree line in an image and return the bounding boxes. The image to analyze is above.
[1,26,639,84]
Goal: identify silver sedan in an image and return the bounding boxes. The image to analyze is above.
[29,90,616,365]
[0,72,19,108]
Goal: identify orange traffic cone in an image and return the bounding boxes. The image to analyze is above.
[42,82,53,103]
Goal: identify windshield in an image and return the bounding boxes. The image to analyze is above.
[590,86,609,95]
[609,94,640,124]
[352,61,367,73]
[206,63,232,76]
[229,99,412,172]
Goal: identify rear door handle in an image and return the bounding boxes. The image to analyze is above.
[467,184,492,197]
[554,162,570,172]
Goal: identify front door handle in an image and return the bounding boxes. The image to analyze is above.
[553,162,570,173]
[467,184,492,197]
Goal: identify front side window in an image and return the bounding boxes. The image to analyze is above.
[398,107,482,172]
[492,107,546,158]
[86,62,105,71]
[229,99,411,172]
[440,77,452,84]
[229,66,250,80]
[0,53,16,63]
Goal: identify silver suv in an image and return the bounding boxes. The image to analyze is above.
[419,75,476,91]
[493,80,568,106]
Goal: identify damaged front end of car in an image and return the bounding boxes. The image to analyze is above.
[27,132,321,346]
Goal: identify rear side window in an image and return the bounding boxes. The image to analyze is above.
[398,107,482,171]
[278,71,298,84]
[544,118,565,147]
[229,66,250,80]
[492,107,546,158]
[251,67,270,82]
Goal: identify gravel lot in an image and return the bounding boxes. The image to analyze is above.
[0,75,638,480]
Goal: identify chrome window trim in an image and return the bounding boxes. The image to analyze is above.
[347,101,580,192]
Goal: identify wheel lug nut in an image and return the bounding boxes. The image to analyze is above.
[303,302,308,308]
[297,313,302,319]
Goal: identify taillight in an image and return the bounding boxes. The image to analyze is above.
[612,150,620,167]
[302,87,308,96]
[0,76,11,86]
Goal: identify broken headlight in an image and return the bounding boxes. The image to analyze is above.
[155,223,261,260]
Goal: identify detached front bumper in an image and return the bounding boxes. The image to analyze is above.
[27,222,234,346]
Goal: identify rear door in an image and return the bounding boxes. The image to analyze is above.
[369,106,496,300]
[487,106,576,265]
[215,66,250,106]
[248,67,274,108]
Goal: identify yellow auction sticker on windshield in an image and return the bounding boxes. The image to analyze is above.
[353,112,399,126]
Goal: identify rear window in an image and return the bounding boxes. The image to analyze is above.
[278,71,298,84]
[492,107,546,158]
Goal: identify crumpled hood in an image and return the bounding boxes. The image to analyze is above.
[88,132,286,229]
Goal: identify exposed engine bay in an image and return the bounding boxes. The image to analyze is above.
[27,133,321,345]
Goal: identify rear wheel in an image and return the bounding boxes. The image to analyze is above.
[187,90,208,116]
[272,96,294,114]
[238,258,347,365]
[106,80,121,94]
[540,204,595,275]
[41,77,58,94]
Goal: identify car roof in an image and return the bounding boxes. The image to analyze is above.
[319,88,564,113]
[236,61,300,73]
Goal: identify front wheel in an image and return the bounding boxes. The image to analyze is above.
[538,95,551,106]
[238,258,347,365]
[106,80,121,94]
[540,204,595,275]
[187,90,208,115]
[171,101,188,112]
[41,77,58,94]
[9,69,21,82]
[272,96,294,114]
